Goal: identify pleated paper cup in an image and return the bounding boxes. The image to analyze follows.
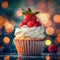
[14,39,45,56]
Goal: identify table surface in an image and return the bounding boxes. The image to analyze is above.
[0,53,60,60]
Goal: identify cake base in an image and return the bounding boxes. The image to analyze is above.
[14,36,45,56]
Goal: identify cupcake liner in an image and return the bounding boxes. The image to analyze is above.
[14,40,45,56]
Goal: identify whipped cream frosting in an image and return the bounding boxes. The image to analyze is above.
[14,25,45,39]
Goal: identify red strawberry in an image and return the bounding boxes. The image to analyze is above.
[24,14,31,24]
[24,14,31,19]
[27,21,35,27]
[30,14,37,22]
[48,44,58,53]
[24,14,37,24]
[24,19,29,24]
[23,8,39,24]
[35,21,41,27]
[19,22,26,28]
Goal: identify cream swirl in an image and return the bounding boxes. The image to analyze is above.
[14,25,45,38]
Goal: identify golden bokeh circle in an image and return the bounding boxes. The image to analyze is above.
[44,20,52,27]
[16,10,22,17]
[45,39,52,46]
[4,22,14,33]
[46,27,54,35]
[53,14,60,23]
[3,37,10,44]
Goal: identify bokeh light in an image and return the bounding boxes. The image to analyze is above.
[46,54,51,60]
[0,16,4,29]
[44,20,52,27]
[4,22,14,33]
[3,37,10,44]
[48,0,56,7]
[40,13,50,20]
[16,10,22,17]
[0,16,3,24]
[37,1,46,10]
[56,33,60,43]
[46,27,54,35]
[1,1,8,9]
[3,18,9,25]
[45,39,52,46]
[4,56,10,60]
[0,23,3,29]
[27,0,33,6]
[38,13,50,24]
[53,14,60,23]
[57,33,60,37]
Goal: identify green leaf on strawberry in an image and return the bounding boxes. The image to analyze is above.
[22,8,39,15]
[28,8,32,13]
[22,12,27,14]
[34,12,39,15]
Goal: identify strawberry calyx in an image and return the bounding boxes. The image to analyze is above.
[22,8,39,15]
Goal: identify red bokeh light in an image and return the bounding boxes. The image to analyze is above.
[1,1,8,9]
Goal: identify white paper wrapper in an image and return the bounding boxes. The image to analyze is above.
[14,40,45,56]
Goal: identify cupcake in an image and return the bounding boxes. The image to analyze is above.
[14,8,46,56]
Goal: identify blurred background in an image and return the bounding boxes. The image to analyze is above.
[0,0,60,55]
